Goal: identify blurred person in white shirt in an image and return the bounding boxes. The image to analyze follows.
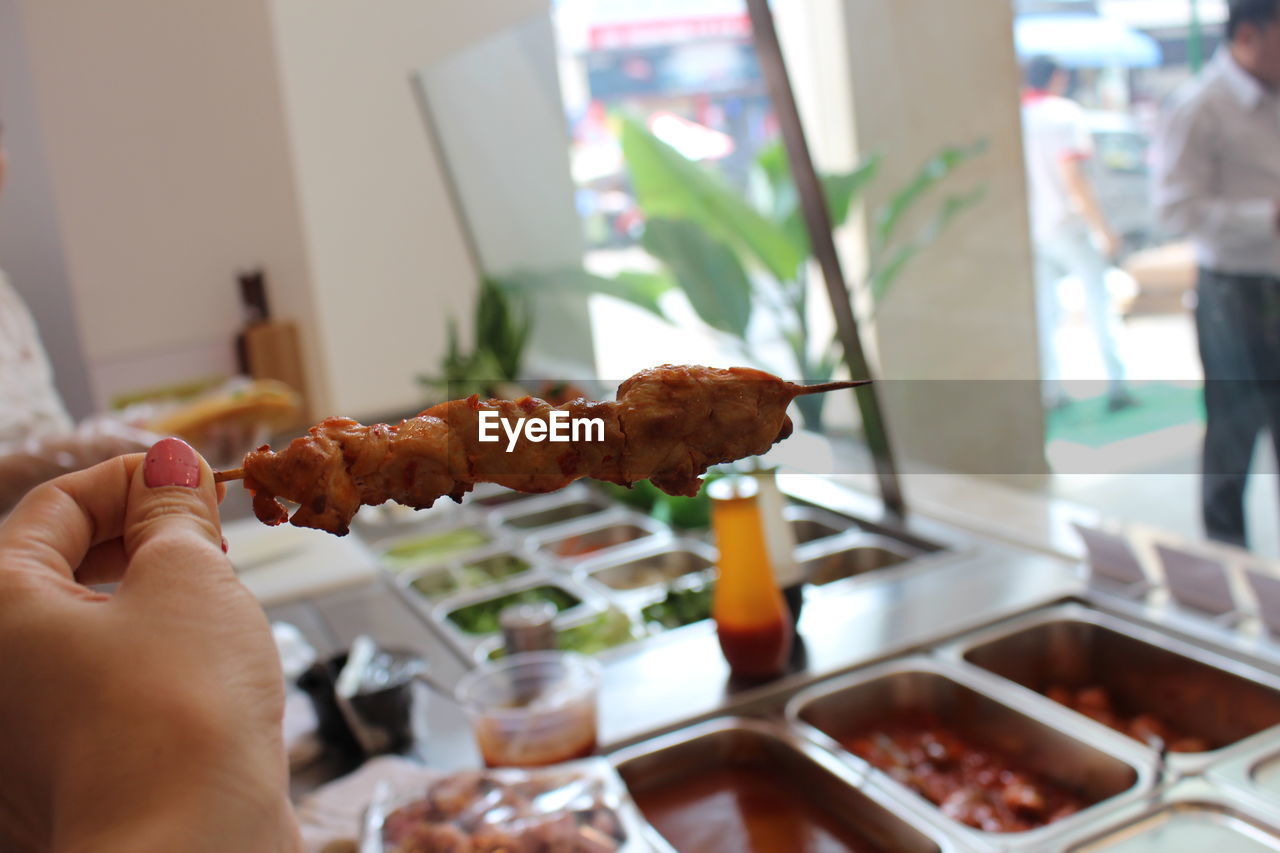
[0,122,153,512]
[1154,0,1280,548]
[1022,55,1136,414]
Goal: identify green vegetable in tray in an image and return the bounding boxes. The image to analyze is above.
[409,554,531,604]
[409,569,461,602]
[447,586,581,635]
[557,608,639,656]
[489,608,640,660]
[460,554,529,585]
[642,582,715,630]
[381,528,490,571]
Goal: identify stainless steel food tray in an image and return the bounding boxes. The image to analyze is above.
[368,519,515,577]
[393,539,550,606]
[520,508,669,562]
[1207,734,1280,816]
[795,528,935,589]
[573,537,718,608]
[379,482,946,667]
[938,602,1280,777]
[399,568,612,664]
[784,504,858,545]
[1049,779,1280,852]
[351,481,545,538]
[609,716,959,853]
[785,656,1155,852]
[489,485,619,533]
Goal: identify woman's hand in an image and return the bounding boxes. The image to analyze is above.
[0,438,301,852]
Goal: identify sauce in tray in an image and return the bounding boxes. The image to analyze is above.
[633,766,881,853]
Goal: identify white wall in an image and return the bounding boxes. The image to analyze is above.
[0,0,95,418]
[267,0,552,417]
[13,0,321,413]
[8,0,564,422]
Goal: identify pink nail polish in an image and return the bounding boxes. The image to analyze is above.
[144,438,201,488]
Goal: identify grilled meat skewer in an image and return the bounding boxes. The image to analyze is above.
[219,365,867,536]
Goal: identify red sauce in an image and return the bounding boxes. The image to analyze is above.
[472,703,598,768]
[634,766,880,853]
[478,735,596,769]
[716,618,790,680]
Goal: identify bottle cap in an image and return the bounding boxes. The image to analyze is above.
[499,602,558,654]
[707,475,759,502]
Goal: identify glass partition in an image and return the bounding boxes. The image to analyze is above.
[413,0,1279,559]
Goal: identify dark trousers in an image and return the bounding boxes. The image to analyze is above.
[1195,268,1280,547]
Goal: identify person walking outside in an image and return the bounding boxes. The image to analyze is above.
[1153,0,1280,548]
[1022,55,1136,413]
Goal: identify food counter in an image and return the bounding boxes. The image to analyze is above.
[248,473,1280,851]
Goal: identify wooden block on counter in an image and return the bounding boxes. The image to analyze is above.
[245,320,309,425]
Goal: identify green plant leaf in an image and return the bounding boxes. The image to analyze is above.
[755,141,789,195]
[609,271,677,320]
[869,185,988,305]
[872,139,988,252]
[620,117,803,281]
[420,277,533,397]
[822,155,883,229]
[495,267,673,322]
[781,155,882,253]
[642,218,753,338]
[753,141,797,220]
[477,277,531,380]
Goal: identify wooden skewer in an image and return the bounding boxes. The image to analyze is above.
[791,379,873,396]
[210,380,870,485]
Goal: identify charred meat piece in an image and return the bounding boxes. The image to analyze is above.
[389,822,470,853]
[843,714,1089,833]
[1044,684,1212,753]
[237,366,863,535]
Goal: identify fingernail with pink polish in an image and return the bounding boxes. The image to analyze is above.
[144,438,201,488]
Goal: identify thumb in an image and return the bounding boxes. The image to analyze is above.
[118,438,226,595]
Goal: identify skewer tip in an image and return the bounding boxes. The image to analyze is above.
[214,467,245,484]
[791,379,873,397]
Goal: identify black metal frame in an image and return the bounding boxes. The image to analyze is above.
[745,0,905,518]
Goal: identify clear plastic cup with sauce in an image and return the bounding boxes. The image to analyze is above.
[455,651,601,768]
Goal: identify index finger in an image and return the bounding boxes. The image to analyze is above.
[0,453,142,585]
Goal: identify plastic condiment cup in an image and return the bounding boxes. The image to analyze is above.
[455,651,601,767]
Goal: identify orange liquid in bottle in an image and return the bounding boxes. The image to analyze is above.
[710,479,793,680]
